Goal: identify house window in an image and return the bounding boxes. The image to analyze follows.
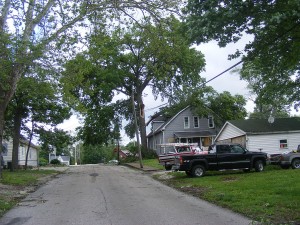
[280,139,288,149]
[184,116,190,129]
[193,117,199,128]
[208,116,214,128]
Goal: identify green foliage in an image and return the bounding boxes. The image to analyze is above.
[81,144,114,164]
[62,17,206,146]
[205,91,247,125]
[39,158,48,167]
[38,128,73,156]
[249,105,290,120]
[50,159,61,165]
[183,0,300,109]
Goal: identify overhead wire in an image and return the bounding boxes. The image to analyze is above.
[144,60,243,112]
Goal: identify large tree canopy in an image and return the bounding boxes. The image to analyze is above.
[62,17,206,148]
[0,0,180,176]
[183,0,300,109]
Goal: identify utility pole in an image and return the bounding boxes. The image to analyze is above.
[131,89,143,168]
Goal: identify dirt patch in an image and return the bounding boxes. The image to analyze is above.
[179,186,209,198]
[0,172,60,217]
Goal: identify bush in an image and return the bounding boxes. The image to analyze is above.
[39,158,48,166]
[50,159,61,165]
[142,148,158,159]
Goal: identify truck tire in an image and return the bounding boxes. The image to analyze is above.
[254,160,264,172]
[291,158,300,169]
[191,165,206,177]
[280,165,290,169]
[185,171,192,176]
[165,165,172,171]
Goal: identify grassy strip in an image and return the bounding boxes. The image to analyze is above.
[0,169,59,217]
[1,169,57,186]
[142,159,164,170]
[155,166,300,224]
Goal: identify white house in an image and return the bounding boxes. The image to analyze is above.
[215,117,300,154]
[2,137,39,168]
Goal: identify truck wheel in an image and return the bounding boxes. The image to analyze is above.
[254,160,264,172]
[191,165,206,177]
[165,165,172,171]
[291,159,300,169]
[280,165,290,169]
[185,171,192,176]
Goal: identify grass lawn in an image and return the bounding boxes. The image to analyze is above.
[142,158,164,170]
[0,169,59,217]
[154,165,300,224]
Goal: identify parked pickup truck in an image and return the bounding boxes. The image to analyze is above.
[173,143,268,177]
[280,145,300,169]
[158,143,206,170]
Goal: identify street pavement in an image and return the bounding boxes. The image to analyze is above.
[0,164,252,225]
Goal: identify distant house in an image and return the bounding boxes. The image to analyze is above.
[147,106,219,154]
[215,117,300,154]
[49,153,70,166]
[2,137,39,167]
[113,147,133,159]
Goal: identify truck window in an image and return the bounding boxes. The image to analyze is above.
[230,145,245,154]
[217,145,231,154]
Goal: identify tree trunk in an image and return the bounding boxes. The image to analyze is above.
[11,109,22,171]
[136,94,148,151]
[0,106,5,179]
[132,90,143,168]
[25,121,34,170]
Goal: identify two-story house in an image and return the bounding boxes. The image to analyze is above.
[147,106,219,154]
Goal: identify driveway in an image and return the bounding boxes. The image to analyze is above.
[0,164,252,225]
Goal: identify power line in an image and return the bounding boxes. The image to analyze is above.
[200,60,243,87]
[144,60,243,112]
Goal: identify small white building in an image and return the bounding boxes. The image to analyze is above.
[215,117,300,154]
[2,137,39,167]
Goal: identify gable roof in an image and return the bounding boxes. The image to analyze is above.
[229,117,300,134]
[147,106,190,137]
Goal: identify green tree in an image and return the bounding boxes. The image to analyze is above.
[4,75,71,170]
[183,0,300,109]
[81,144,114,164]
[38,128,73,158]
[249,105,290,120]
[62,17,205,149]
[238,61,297,113]
[0,0,180,178]
[205,91,247,125]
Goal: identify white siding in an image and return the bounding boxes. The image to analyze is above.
[216,124,245,141]
[2,138,38,167]
[247,132,300,154]
[2,140,13,163]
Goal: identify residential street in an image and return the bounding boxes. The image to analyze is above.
[0,165,252,225]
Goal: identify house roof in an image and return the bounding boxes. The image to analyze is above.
[147,106,190,137]
[228,117,300,133]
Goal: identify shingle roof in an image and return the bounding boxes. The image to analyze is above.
[229,117,300,133]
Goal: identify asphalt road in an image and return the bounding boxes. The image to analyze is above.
[0,165,252,225]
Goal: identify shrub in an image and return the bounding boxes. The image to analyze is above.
[39,158,48,166]
[50,159,61,165]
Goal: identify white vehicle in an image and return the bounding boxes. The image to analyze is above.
[158,143,207,170]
